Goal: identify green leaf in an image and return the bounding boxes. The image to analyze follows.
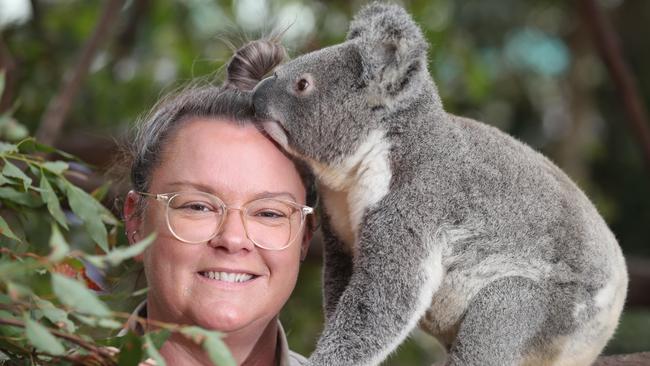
[117,331,143,366]
[40,176,68,230]
[0,118,28,142]
[72,314,121,329]
[17,138,76,160]
[0,72,4,98]
[65,183,109,252]
[181,327,236,366]
[48,224,69,262]
[0,186,42,207]
[24,314,66,356]
[0,174,10,186]
[0,259,37,280]
[2,159,32,190]
[0,214,21,242]
[34,297,77,333]
[0,142,17,154]
[0,310,23,337]
[85,234,155,269]
[7,282,32,299]
[144,333,167,366]
[42,161,69,175]
[51,273,111,317]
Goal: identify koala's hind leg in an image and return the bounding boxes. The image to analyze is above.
[446,276,589,366]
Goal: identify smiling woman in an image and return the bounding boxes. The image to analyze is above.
[120,38,317,366]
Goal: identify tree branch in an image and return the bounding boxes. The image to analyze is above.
[0,317,116,361]
[35,0,125,146]
[579,0,650,172]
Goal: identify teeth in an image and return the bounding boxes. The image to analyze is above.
[202,271,253,283]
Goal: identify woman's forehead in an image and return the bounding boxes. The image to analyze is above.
[152,118,307,201]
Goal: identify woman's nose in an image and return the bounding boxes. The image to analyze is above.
[207,209,254,252]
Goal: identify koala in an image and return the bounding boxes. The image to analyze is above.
[252,3,628,366]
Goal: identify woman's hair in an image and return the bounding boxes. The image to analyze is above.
[125,37,317,221]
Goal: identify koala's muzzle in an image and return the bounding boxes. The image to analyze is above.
[251,73,277,120]
[251,74,290,149]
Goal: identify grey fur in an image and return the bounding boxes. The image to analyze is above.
[252,3,628,365]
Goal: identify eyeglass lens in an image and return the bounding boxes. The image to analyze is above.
[166,192,303,249]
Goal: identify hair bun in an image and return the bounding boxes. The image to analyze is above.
[225,39,288,91]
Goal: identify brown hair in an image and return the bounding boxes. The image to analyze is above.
[224,37,288,91]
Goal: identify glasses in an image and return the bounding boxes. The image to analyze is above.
[137,191,314,251]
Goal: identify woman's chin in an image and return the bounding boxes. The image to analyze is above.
[193,305,254,332]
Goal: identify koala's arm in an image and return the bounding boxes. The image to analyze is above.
[320,215,354,321]
[310,200,443,366]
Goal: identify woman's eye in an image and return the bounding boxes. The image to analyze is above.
[255,210,287,219]
[181,202,213,212]
[296,78,309,91]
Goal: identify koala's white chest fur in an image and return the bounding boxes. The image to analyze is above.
[310,130,392,255]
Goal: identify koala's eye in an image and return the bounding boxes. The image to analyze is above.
[296,78,310,92]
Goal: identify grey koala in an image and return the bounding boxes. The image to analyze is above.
[252,3,628,366]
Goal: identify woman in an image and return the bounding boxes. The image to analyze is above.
[121,39,316,366]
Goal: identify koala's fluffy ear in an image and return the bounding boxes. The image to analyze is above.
[347,3,429,106]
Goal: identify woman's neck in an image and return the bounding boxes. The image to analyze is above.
[156,317,279,366]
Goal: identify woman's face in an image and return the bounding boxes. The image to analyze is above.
[126,118,309,334]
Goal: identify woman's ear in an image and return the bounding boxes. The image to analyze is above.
[124,191,145,261]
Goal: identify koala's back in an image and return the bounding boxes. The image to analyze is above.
[409,114,627,352]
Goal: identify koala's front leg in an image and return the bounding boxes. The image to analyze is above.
[309,207,443,366]
[321,214,354,321]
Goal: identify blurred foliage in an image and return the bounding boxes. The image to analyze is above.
[1,0,649,364]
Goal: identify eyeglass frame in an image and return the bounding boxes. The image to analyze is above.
[135,191,314,251]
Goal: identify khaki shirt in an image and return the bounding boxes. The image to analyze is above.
[121,301,307,366]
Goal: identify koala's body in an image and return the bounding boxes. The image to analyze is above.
[252,3,627,366]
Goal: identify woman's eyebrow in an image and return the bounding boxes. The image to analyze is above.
[165,181,297,202]
[166,181,215,193]
[253,191,297,202]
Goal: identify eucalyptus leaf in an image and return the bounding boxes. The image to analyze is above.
[17,138,76,160]
[181,327,235,366]
[48,223,69,262]
[73,313,121,329]
[65,183,109,252]
[0,310,23,338]
[2,159,32,190]
[144,333,167,366]
[51,273,111,317]
[34,297,77,333]
[40,176,68,230]
[0,214,21,242]
[42,161,69,175]
[0,259,35,280]
[0,174,11,185]
[0,142,17,154]
[0,186,42,207]
[24,314,66,356]
[7,281,32,299]
[117,331,143,366]
[85,234,155,269]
